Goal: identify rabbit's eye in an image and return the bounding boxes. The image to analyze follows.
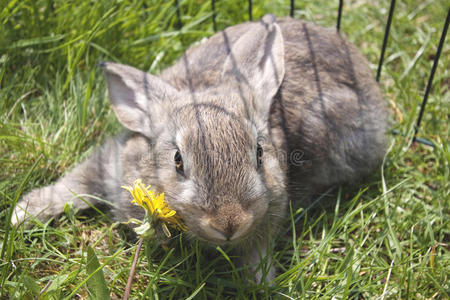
[174,150,184,174]
[256,143,263,168]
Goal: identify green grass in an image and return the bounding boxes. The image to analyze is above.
[1,0,449,298]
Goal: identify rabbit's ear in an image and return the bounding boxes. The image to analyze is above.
[101,62,178,138]
[222,14,285,117]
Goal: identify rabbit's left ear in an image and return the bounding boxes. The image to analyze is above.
[222,14,285,118]
[101,62,179,138]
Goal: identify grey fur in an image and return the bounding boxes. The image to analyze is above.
[13,15,388,283]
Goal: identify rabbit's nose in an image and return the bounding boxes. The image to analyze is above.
[202,203,254,241]
[210,221,238,241]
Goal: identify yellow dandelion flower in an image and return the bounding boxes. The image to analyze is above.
[122,179,187,236]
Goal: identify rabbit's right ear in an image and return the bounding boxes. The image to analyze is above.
[100,62,178,138]
[222,14,285,120]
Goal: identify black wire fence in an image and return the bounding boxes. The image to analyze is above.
[180,1,449,147]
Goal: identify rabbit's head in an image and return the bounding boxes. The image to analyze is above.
[102,15,287,244]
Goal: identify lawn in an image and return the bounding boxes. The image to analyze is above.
[0,0,448,299]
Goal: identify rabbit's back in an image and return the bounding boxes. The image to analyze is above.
[272,18,387,192]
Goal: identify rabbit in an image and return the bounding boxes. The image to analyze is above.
[12,14,388,283]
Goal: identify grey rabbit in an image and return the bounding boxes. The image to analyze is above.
[13,15,388,282]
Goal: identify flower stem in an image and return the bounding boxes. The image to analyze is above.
[123,238,144,300]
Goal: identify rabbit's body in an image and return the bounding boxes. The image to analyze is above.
[13,16,387,282]
[162,17,387,194]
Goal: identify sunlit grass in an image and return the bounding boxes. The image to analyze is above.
[0,0,448,298]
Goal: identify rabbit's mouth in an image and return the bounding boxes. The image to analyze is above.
[192,198,269,244]
[198,216,254,242]
[192,209,268,246]
[195,231,252,246]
